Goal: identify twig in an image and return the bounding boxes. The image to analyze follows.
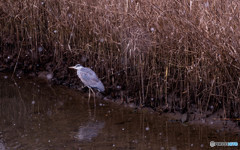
[11,48,22,79]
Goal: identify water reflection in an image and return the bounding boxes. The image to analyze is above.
[74,121,105,141]
[0,73,239,150]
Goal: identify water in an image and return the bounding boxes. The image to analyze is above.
[0,73,239,150]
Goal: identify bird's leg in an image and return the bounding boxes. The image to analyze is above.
[93,90,96,107]
[88,87,91,103]
[87,99,92,119]
[89,87,96,107]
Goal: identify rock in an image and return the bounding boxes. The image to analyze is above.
[181,113,188,123]
[38,71,53,81]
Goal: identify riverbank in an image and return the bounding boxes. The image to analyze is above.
[2,72,239,135]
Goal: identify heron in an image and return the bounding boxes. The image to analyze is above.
[69,64,105,105]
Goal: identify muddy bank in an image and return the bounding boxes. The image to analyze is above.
[0,56,240,134]
[115,100,240,134]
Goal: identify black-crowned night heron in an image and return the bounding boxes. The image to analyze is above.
[69,64,105,105]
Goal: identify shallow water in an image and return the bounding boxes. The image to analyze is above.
[0,73,239,150]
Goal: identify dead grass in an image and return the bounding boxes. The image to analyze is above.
[0,0,240,118]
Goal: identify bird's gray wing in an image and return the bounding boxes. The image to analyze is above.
[78,67,100,86]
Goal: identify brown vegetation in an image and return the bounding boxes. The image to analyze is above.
[0,0,239,120]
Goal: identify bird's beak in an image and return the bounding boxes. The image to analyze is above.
[69,66,76,69]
